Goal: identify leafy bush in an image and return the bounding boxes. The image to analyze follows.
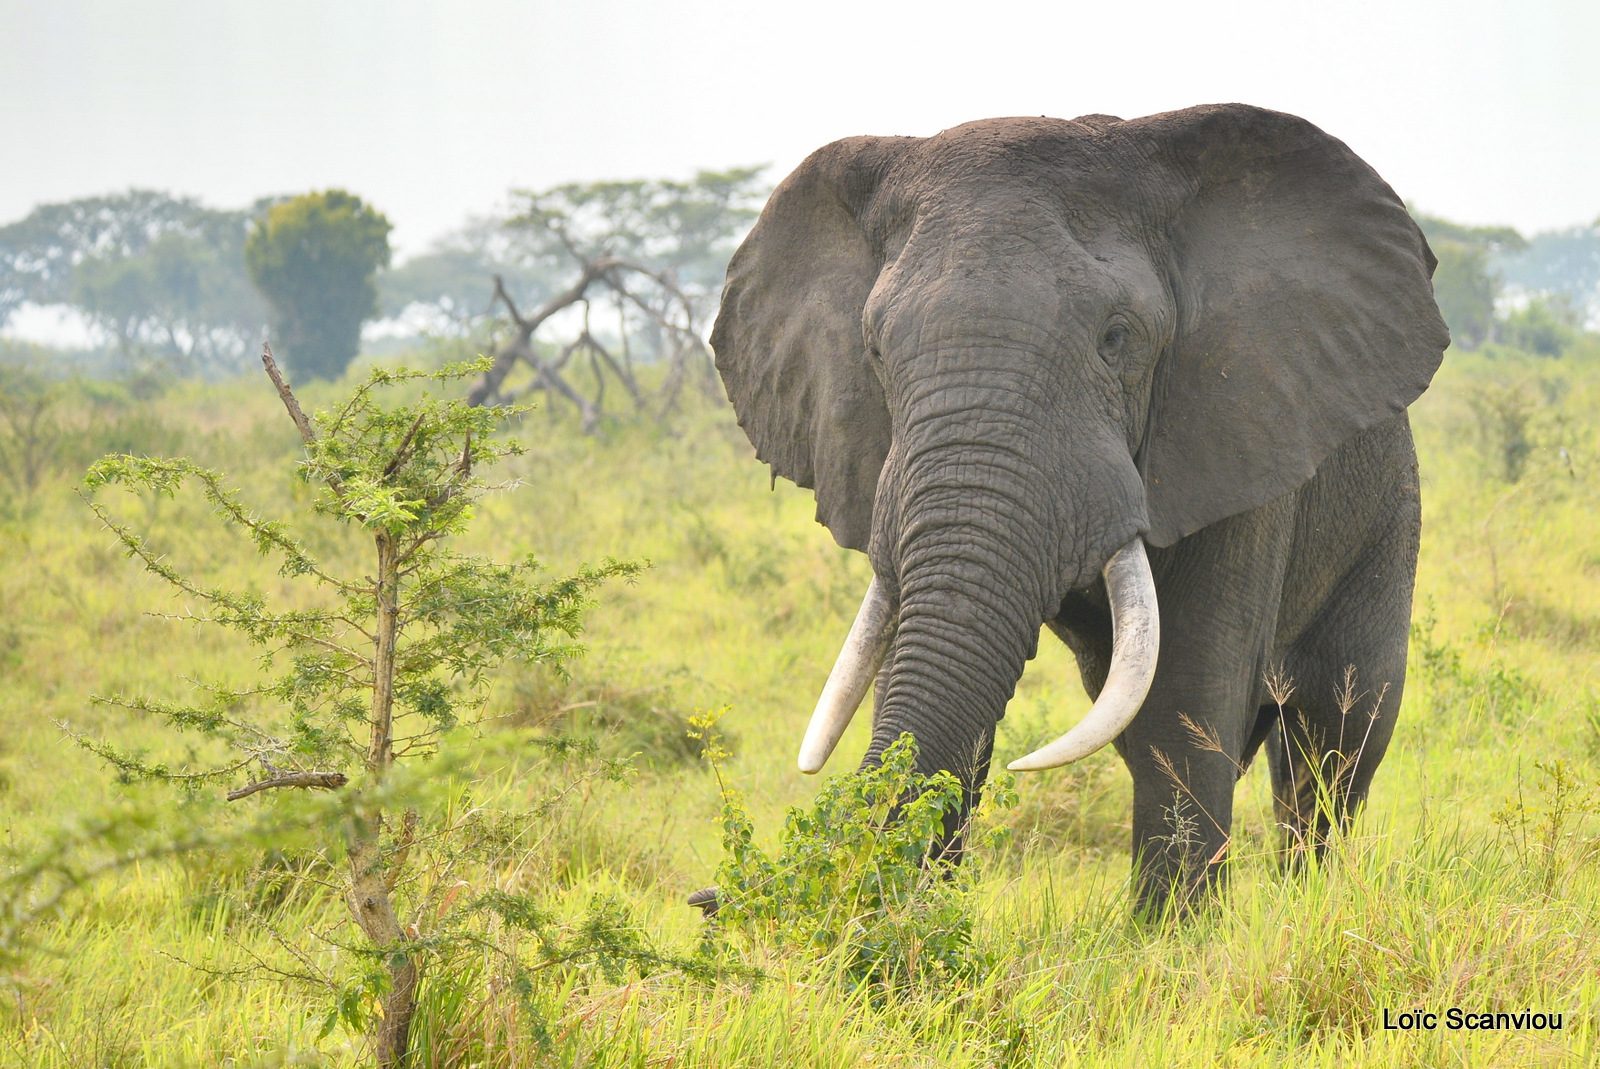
[1412,602,1541,727]
[1498,296,1583,357]
[1492,759,1600,897]
[697,720,1015,992]
[1466,379,1538,482]
[0,346,74,507]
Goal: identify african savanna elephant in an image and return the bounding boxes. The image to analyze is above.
[710,104,1448,912]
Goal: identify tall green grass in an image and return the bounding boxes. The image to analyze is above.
[0,342,1597,1065]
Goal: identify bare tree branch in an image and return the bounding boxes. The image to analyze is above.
[582,331,643,410]
[382,412,427,478]
[227,771,349,801]
[261,344,318,446]
[467,261,622,407]
[466,242,726,430]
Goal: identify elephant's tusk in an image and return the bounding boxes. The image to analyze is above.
[797,577,897,774]
[1008,539,1160,771]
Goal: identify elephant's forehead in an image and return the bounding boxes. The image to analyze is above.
[869,122,1139,245]
[925,115,1100,154]
[859,118,1173,317]
[903,116,1118,183]
[876,182,1147,291]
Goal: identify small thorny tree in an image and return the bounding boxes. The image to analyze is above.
[75,345,639,1065]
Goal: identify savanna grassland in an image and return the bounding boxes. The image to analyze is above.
[1,335,1599,1068]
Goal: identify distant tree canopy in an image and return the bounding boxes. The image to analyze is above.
[378,218,520,327]
[0,190,266,372]
[512,167,767,296]
[20,180,1586,389]
[379,167,768,427]
[245,191,392,381]
[382,167,764,334]
[1415,209,1600,352]
[464,168,768,425]
[1414,212,1528,350]
[1498,221,1600,320]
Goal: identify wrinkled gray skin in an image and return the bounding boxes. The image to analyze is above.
[711,105,1449,913]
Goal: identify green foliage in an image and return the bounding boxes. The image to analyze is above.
[1413,209,1600,355]
[1449,353,1585,484]
[1466,379,1538,482]
[0,351,67,503]
[1492,759,1600,898]
[245,191,393,380]
[700,720,1016,991]
[66,356,645,1064]
[1498,295,1584,357]
[470,888,719,984]
[1411,602,1540,726]
[6,333,1600,1062]
[73,230,266,373]
[1496,221,1600,325]
[504,661,716,768]
[78,361,638,786]
[1429,240,1498,349]
[1413,210,1528,351]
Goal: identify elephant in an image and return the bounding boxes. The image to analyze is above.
[708,104,1448,913]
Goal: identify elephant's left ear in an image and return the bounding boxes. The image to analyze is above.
[1132,104,1449,547]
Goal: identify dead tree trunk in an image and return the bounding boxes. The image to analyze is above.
[466,257,714,432]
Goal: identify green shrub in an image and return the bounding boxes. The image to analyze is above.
[1491,759,1600,897]
[698,721,1016,992]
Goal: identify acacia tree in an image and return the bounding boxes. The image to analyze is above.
[433,169,766,425]
[246,191,392,380]
[77,346,638,1064]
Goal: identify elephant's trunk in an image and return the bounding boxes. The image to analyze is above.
[864,439,1063,787]
[797,348,1152,789]
[801,540,1158,777]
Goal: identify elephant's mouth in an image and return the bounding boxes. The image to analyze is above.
[796,537,1161,775]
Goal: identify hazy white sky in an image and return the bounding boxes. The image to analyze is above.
[2,0,1597,257]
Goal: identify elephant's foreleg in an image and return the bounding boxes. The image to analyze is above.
[1112,499,1296,916]
[1270,557,1412,860]
[1268,415,1418,865]
[1124,747,1240,915]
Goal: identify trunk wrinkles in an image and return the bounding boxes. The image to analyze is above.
[871,441,1060,788]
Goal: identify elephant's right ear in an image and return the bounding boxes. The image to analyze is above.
[712,137,909,553]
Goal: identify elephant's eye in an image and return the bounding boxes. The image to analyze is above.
[1098,323,1129,363]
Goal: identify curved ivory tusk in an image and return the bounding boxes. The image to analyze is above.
[1008,539,1160,772]
[797,577,897,774]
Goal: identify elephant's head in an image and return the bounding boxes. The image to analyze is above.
[711,105,1446,791]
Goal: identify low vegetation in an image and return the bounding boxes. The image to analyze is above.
[0,330,1597,1065]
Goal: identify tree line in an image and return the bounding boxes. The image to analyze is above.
[0,170,766,425]
[1415,210,1600,355]
[1,180,1594,396]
